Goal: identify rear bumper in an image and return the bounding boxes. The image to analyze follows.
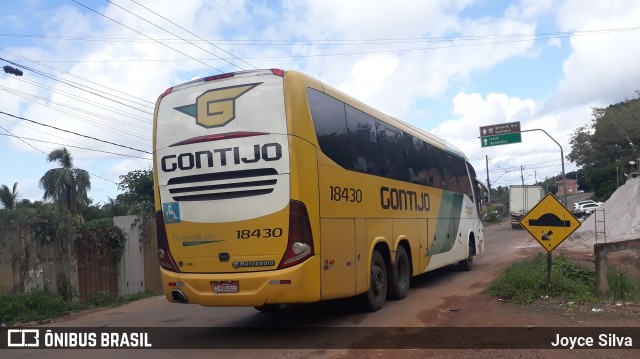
[160,256,320,307]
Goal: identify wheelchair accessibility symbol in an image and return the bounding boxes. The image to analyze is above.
[163,202,181,224]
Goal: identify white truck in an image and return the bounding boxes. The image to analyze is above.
[509,185,544,229]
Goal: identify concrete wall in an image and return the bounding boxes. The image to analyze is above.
[0,216,161,299]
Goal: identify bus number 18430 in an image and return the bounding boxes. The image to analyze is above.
[329,186,363,203]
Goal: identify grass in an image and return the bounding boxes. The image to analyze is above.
[608,270,640,301]
[0,290,86,325]
[486,253,600,304]
[0,290,159,326]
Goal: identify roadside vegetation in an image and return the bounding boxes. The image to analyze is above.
[482,204,505,224]
[0,290,158,326]
[486,253,640,304]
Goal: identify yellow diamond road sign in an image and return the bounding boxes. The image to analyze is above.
[519,193,581,252]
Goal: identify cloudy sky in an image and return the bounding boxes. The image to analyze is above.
[1,0,639,204]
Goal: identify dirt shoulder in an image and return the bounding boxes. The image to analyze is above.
[336,244,640,359]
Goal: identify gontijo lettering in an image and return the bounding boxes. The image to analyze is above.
[161,142,282,172]
[380,186,430,211]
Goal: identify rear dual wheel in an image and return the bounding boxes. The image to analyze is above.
[358,250,387,312]
[388,246,410,300]
[359,247,411,311]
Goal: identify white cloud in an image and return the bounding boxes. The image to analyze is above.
[431,91,593,187]
[550,0,640,108]
[3,0,640,202]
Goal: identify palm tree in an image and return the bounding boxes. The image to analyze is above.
[0,182,20,210]
[39,147,91,213]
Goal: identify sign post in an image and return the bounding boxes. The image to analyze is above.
[479,121,521,148]
[520,194,581,292]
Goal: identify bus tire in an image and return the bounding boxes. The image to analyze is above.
[458,239,474,271]
[254,304,281,313]
[388,246,410,300]
[358,250,387,312]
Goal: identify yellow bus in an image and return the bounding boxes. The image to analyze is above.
[153,69,485,312]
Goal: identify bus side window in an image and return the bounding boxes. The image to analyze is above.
[307,89,351,169]
[354,156,367,172]
[346,105,376,174]
[429,168,442,188]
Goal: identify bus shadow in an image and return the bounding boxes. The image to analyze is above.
[227,297,369,327]
[408,263,469,289]
[222,264,473,327]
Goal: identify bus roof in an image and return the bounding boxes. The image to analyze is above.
[159,68,468,162]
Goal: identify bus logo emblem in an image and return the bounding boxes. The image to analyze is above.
[174,83,261,128]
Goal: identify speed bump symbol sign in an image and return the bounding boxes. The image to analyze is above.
[519,194,581,252]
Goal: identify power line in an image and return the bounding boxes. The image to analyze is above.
[0,55,154,115]
[0,123,47,155]
[5,25,638,63]
[3,25,638,46]
[128,0,258,70]
[3,72,152,126]
[70,0,224,73]
[0,86,152,145]
[0,124,119,185]
[107,0,251,71]
[476,159,561,174]
[0,132,151,160]
[0,111,151,154]
[0,48,154,107]
[1,115,113,150]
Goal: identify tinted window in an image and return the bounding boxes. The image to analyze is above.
[375,120,408,181]
[307,89,351,169]
[346,105,377,174]
[307,88,471,196]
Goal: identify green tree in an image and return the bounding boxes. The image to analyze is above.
[116,169,154,218]
[102,197,129,218]
[39,147,91,213]
[0,182,20,210]
[567,92,640,199]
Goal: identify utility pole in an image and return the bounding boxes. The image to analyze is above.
[486,155,491,203]
[545,176,549,193]
[534,170,538,184]
[520,166,525,186]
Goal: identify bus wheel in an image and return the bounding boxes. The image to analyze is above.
[254,304,281,313]
[358,250,387,312]
[458,240,474,271]
[388,246,410,300]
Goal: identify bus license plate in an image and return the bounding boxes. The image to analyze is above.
[213,281,239,293]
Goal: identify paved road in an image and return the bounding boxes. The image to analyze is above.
[4,222,538,358]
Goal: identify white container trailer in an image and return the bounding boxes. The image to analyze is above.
[509,185,544,229]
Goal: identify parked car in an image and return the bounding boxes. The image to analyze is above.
[573,200,597,211]
[575,202,603,214]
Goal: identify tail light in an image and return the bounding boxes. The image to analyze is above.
[278,200,314,269]
[156,211,180,272]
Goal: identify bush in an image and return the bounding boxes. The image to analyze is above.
[483,205,503,224]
